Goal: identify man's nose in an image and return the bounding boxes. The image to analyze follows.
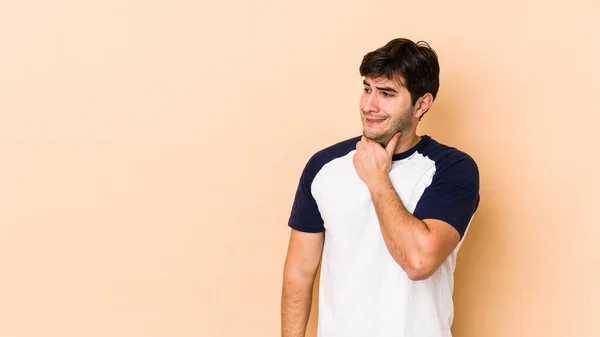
[364,93,380,113]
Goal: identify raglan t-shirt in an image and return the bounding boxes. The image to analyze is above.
[287,134,480,337]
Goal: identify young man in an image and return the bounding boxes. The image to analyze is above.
[281,38,480,337]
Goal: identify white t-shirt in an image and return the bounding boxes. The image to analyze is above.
[287,134,480,337]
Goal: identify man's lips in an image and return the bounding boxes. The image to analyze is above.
[366,117,386,125]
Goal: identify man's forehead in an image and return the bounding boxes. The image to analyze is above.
[364,76,406,88]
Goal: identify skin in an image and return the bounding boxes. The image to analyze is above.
[281,75,460,337]
[281,229,323,337]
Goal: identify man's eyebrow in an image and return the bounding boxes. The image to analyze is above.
[375,86,398,93]
[363,80,398,93]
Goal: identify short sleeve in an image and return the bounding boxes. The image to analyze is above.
[412,156,480,238]
[287,157,326,233]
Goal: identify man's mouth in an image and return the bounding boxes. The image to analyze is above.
[366,117,386,125]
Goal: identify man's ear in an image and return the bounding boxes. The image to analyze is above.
[414,93,434,120]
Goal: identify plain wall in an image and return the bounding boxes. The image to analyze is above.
[1,1,599,336]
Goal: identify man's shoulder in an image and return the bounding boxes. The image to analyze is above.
[305,134,361,168]
[294,135,361,188]
[419,136,479,176]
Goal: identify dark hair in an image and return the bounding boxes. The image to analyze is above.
[359,38,440,106]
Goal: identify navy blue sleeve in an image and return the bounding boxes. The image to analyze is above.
[412,155,480,238]
[287,156,325,233]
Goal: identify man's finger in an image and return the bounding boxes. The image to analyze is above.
[385,132,401,156]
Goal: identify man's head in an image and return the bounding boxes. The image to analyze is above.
[359,38,440,144]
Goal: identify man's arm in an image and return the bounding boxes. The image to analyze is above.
[281,229,324,337]
[368,179,459,280]
[353,133,479,280]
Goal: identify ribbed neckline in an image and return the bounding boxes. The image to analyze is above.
[391,135,431,161]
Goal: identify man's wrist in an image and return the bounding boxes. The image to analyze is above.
[367,174,393,195]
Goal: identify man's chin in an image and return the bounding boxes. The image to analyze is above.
[362,131,389,145]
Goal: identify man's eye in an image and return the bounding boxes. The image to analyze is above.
[363,88,371,93]
[382,92,393,97]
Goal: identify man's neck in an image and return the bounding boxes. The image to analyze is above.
[393,133,421,155]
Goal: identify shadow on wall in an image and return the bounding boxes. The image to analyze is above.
[425,60,506,336]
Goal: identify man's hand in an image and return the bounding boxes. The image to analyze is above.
[353,132,401,187]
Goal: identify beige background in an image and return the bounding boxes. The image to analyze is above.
[1,1,599,336]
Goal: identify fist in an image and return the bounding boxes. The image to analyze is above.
[353,133,401,187]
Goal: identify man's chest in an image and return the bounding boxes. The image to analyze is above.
[311,153,436,228]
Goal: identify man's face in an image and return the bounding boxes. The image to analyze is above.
[359,76,415,145]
